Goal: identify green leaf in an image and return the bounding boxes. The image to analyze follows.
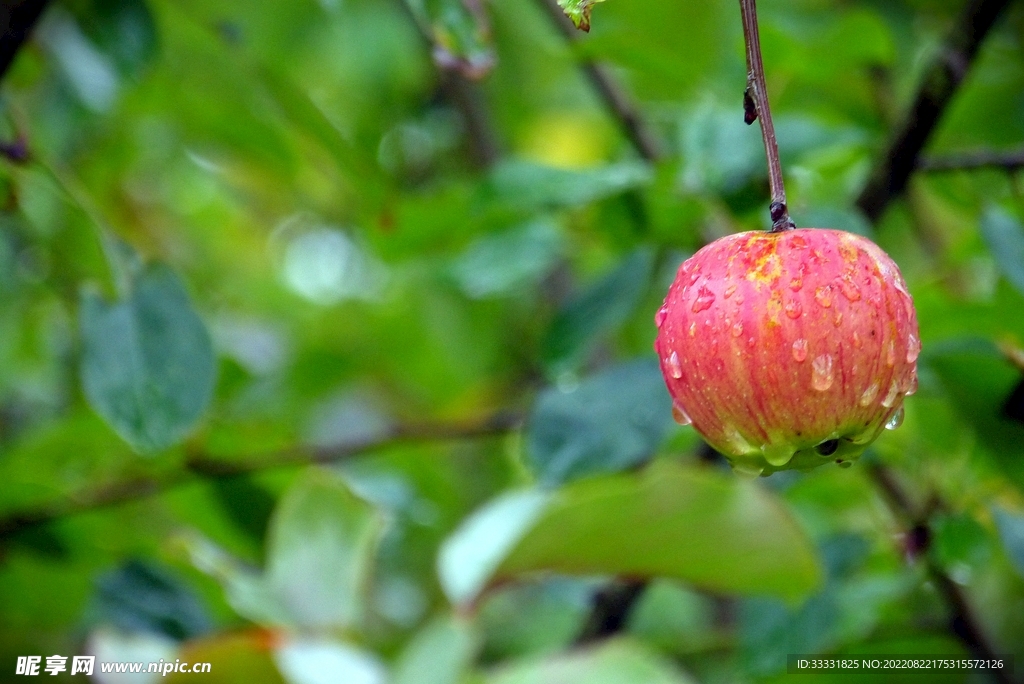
[557,0,607,32]
[167,632,286,684]
[266,469,384,629]
[485,638,696,684]
[544,247,656,370]
[439,462,821,606]
[394,615,479,684]
[994,508,1024,578]
[438,489,552,606]
[485,160,652,213]
[274,638,387,684]
[980,205,1024,296]
[79,264,216,453]
[451,220,564,299]
[527,358,673,485]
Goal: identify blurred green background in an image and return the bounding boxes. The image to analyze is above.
[1,0,1023,681]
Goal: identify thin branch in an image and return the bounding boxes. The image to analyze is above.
[865,463,1015,684]
[739,0,793,232]
[398,0,501,169]
[0,0,51,83]
[0,411,522,541]
[536,0,663,163]
[918,148,1024,173]
[855,0,1014,222]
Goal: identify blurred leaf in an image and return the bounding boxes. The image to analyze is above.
[394,614,479,684]
[79,264,216,453]
[994,508,1024,578]
[740,535,869,675]
[451,220,564,299]
[980,205,1024,296]
[526,358,672,485]
[274,637,387,684]
[266,469,384,629]
[439,462,821,606]
[924,338,1024,486]
[557,0,606,32]
[90,560,211,641]
[73,0,159,76]
[478,579,594,661]
[167,631,285,684]
[485,638,695,684]
[485,160,652,213]
[438,489,552,606]
[544,247,656,370]
[931,512,991,571]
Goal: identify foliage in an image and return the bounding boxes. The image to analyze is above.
[1,0,1023,682]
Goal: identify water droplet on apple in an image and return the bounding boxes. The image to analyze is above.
[692,286,715,312]
[731,321,744,337]
[814,285,833,308]
[671,402,692,426]
[905,372,918,396]
[859,381,879,406]
[789,278,802,291]
[792,338,808,362]
[837,277,861,302]
[881,380,900,408]
[667,351,682,379]
[784,299,802,319]
[654,306,668,327]
[833,312,843,327]
[885,406,905,430]
[724,284,736,299]
[688,322,696,337]
[761,442,796,467]
[746,336,756,348]
[811,354,834,391]
[906,333,921,363]
[852,331,862,348]
[790,235,808,249]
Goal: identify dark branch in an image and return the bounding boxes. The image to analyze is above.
[536,0,663,163]
[918,148,1024,173]
[855,0,1014,222]
[739,0,793,231]
[0,411,522,541]
[0,0,51,83]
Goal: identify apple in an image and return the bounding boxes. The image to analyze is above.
[654,229,919,476]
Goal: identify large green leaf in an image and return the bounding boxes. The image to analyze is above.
[79,264,216,453]
[439,461,822,606]
[543,247,656,371]
[266,469,384,630]
[526,358,673,485]
[485,638,695,684]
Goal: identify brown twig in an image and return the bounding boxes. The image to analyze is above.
[918,148,1024,173]
[397,0,501,169]
[865,463,1014,684]
[0,411,522,542]
[739,0,793,232]
[855,0,1014,222]
[536,0,663,163]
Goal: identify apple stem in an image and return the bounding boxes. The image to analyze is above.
[739,0,794,232]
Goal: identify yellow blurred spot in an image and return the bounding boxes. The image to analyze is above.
[519,113,610,169]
